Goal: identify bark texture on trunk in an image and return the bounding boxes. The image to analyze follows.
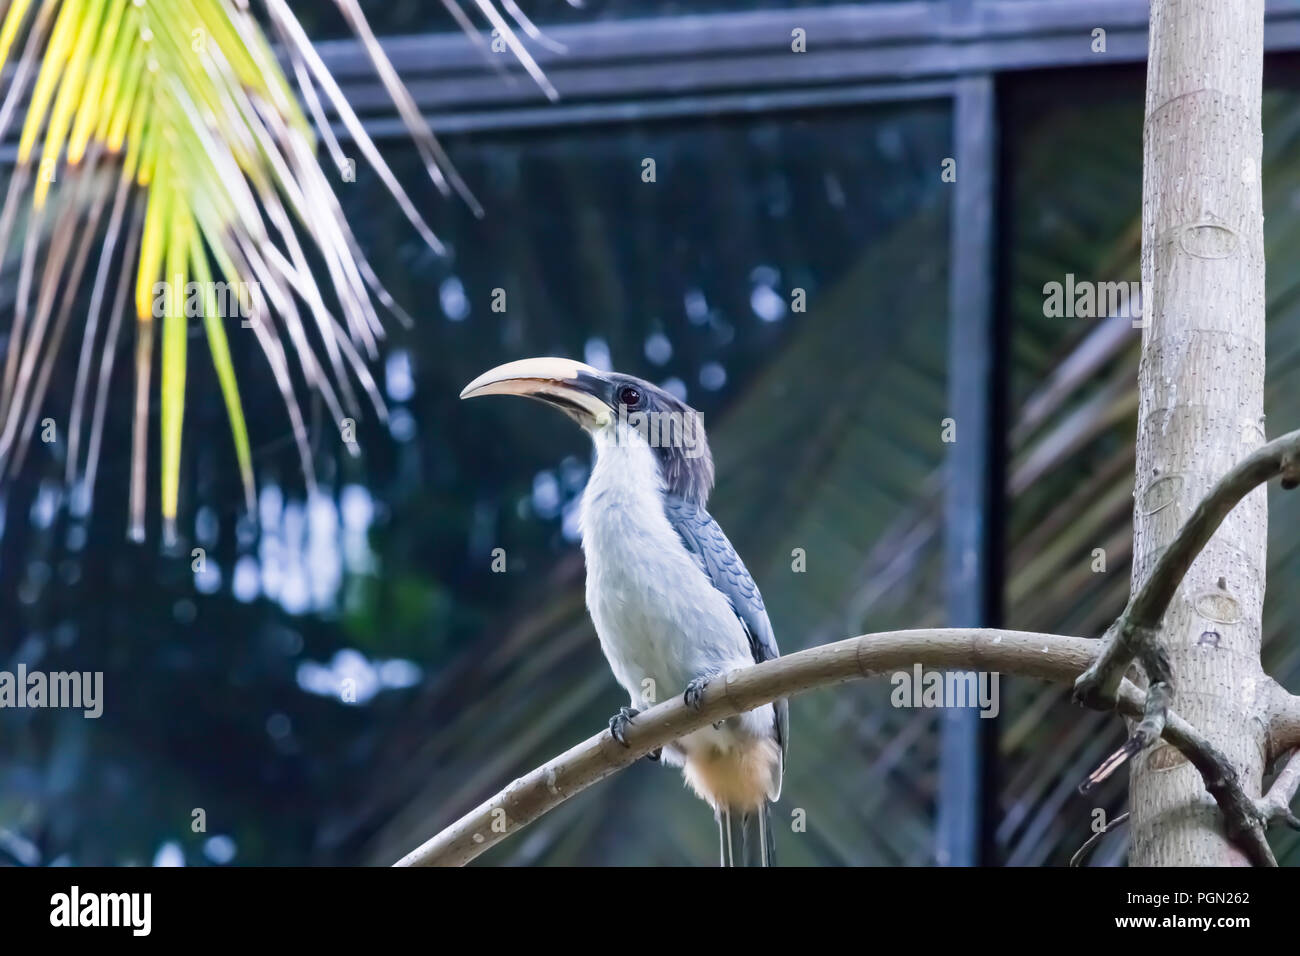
[1131,0,1268,866]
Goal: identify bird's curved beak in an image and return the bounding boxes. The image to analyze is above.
[460,357,613,429]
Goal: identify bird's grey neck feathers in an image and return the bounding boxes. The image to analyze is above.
[601,402,714,505]
[652,440,714,505]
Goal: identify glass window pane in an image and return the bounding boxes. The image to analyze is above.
[348,103,953,864]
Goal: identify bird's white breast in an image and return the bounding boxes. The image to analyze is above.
[578,428,753,709]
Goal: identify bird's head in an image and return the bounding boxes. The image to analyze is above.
[461,356,714,503]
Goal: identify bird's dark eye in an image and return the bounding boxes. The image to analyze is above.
[618,385,642,407]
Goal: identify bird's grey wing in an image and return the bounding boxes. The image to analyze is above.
[663,495,788,759]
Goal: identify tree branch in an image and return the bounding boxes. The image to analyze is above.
[1258,749,1300,831]
[393,627,1273,867]
[1070,811,1129,868]
[394,628,1087,866]
[1073,428,1300,751]
[1150,692,1274,866]
[1267,680,1300,757]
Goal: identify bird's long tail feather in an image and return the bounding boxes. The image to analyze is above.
[719,802,775,867]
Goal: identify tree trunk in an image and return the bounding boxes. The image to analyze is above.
[1130,0,1269,866]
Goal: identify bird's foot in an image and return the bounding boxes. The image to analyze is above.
[645,747,663,763]
[684,674,714,711]
[608,706,639,747]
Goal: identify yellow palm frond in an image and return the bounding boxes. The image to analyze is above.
[0,0,555,543]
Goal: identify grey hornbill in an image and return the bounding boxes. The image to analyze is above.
[462,357,787,866]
